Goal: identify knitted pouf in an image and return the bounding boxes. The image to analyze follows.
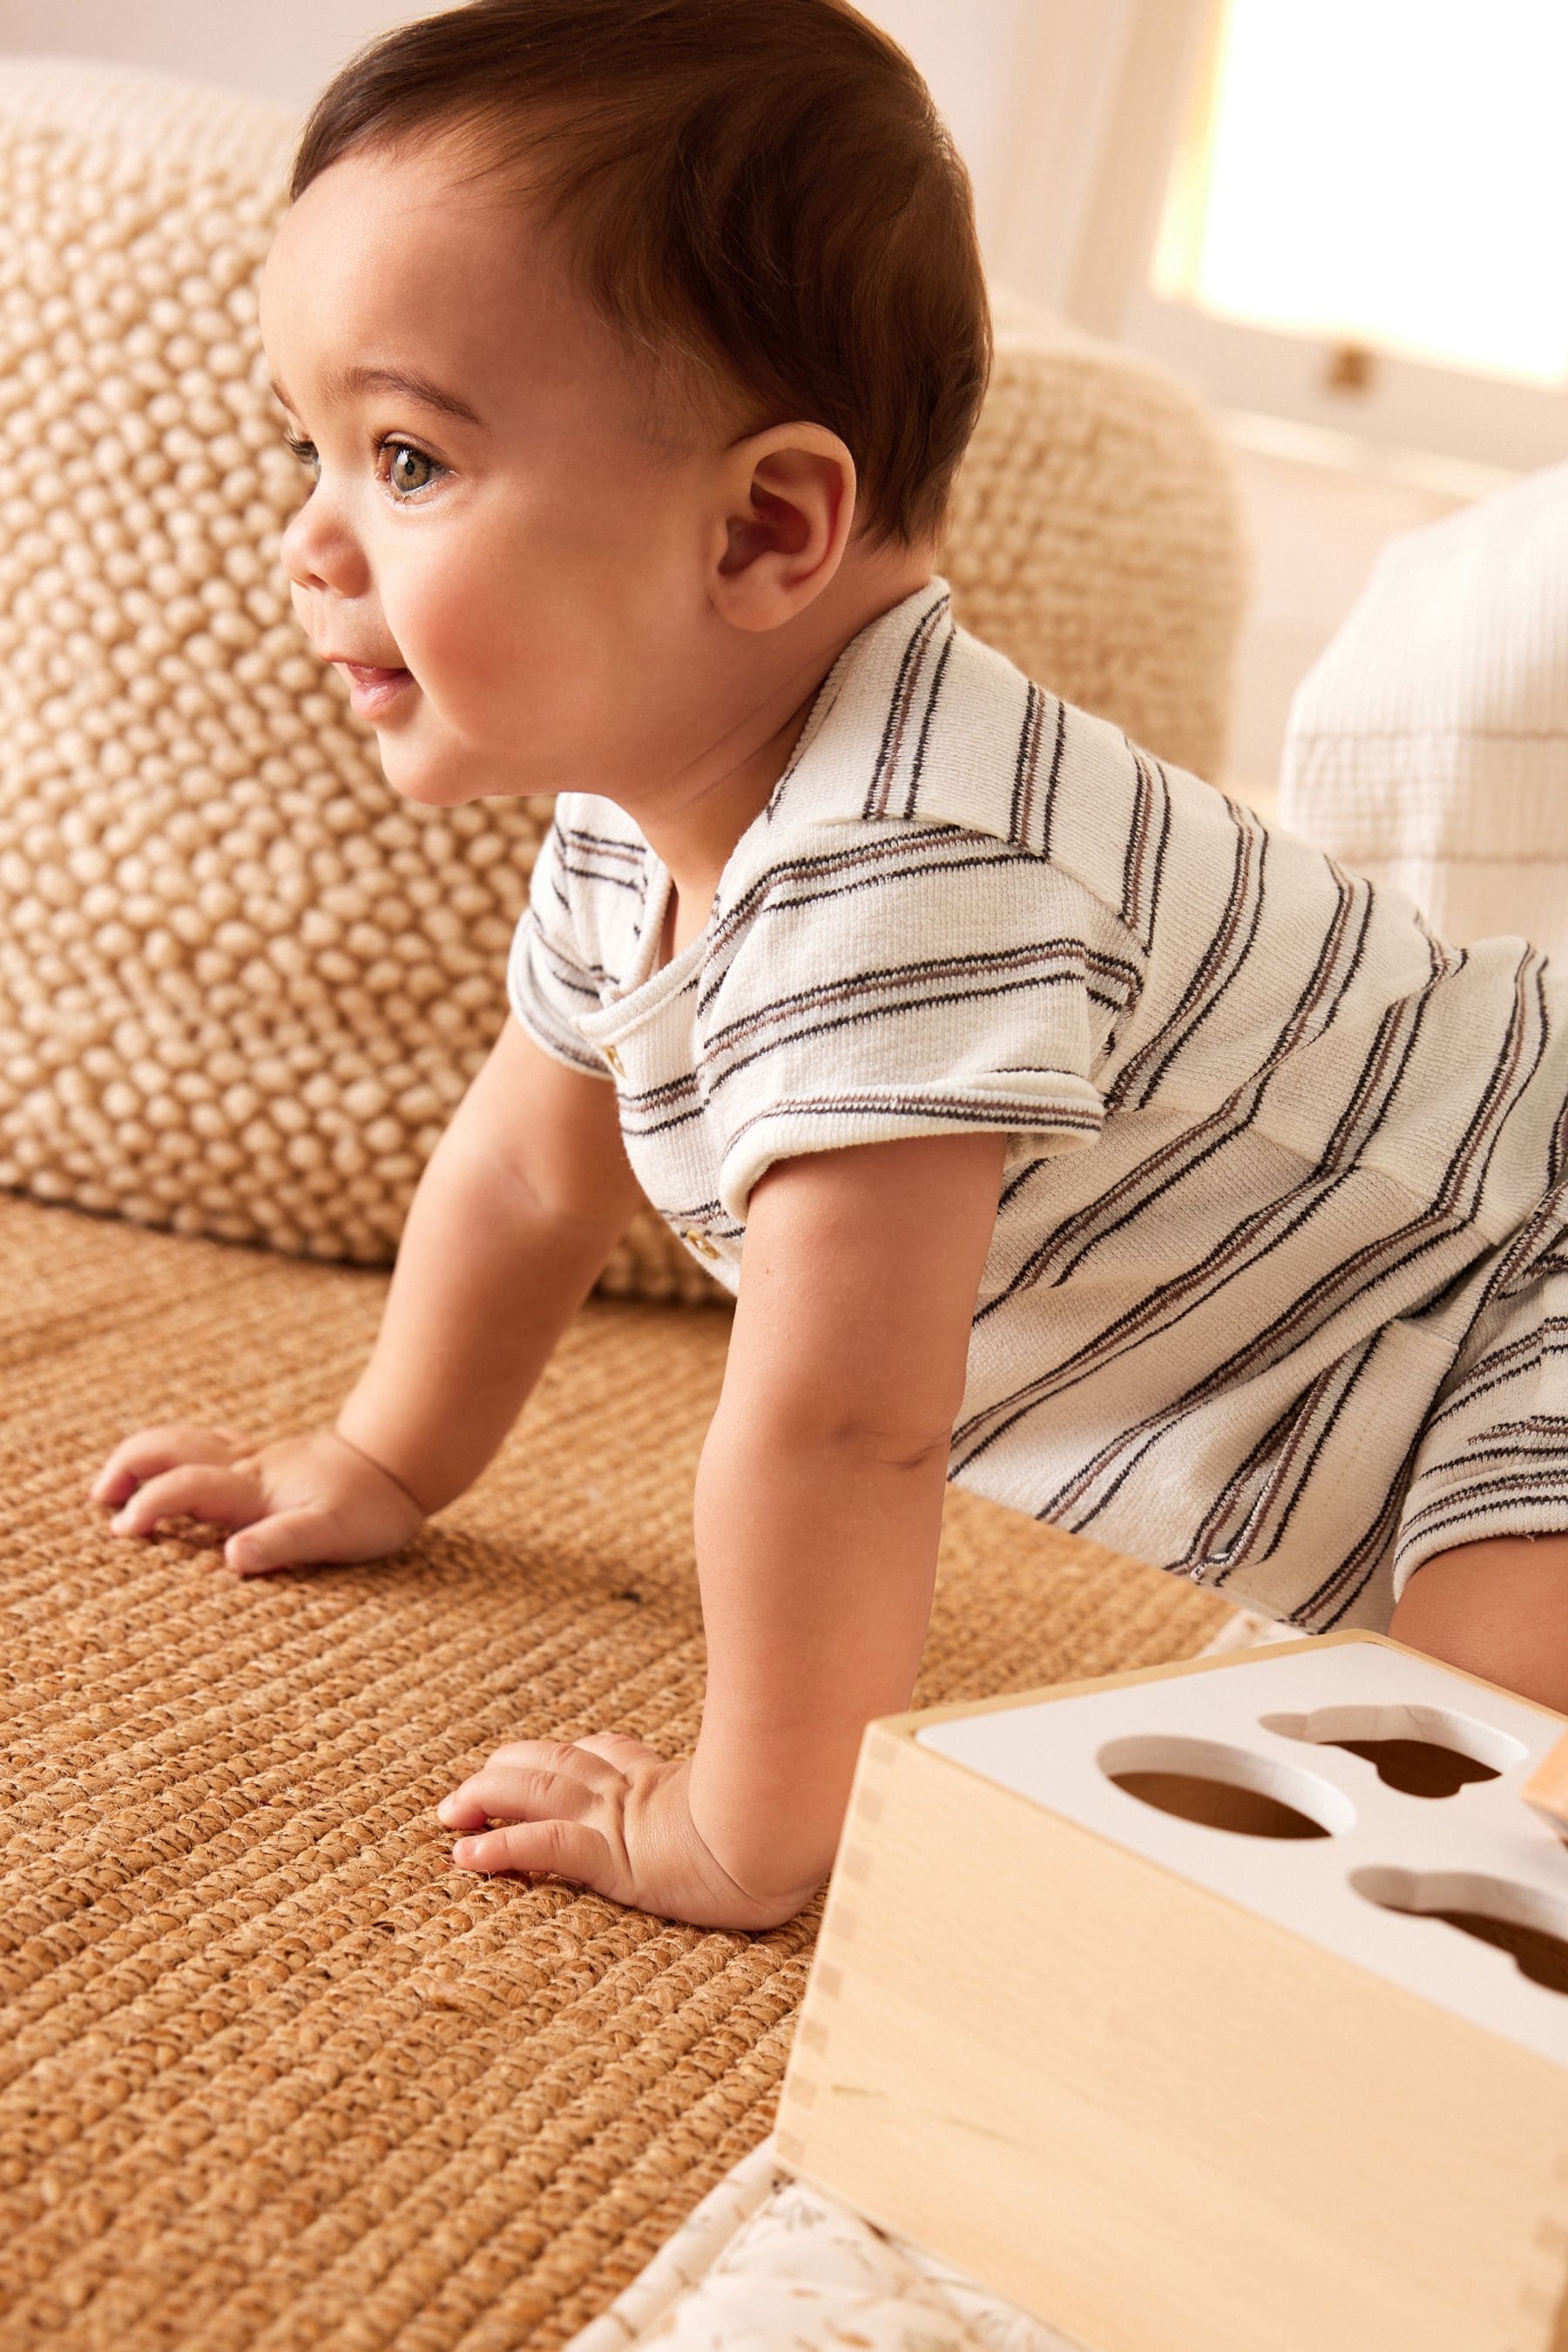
[0,58,1246,1301]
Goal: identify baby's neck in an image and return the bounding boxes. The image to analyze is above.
[646,691,817,958]
[620,551,936,942]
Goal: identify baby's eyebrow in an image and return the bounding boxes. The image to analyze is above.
[268,364,489,430]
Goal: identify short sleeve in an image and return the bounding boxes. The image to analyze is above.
[696,826,1145,1223]
[506,815,614,1078]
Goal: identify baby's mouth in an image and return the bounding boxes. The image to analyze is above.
[335,660,414,719]
[341,661,409,686]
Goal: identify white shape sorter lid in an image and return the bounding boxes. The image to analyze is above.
[916,1639,1568,2065]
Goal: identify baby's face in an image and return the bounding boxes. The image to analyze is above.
[259,141,733,806]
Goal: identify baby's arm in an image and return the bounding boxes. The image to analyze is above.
[439,1127,1007,1926]
[688,1130,1009,1903]
[92,1018,642,1571]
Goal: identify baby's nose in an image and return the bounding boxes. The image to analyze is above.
[280,497,369,605]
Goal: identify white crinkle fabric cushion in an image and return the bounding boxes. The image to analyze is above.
[0,58,1244,1295]
[577,2171,1080,2352]
[1279,458,1568,963]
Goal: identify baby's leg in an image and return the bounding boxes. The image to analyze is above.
[1389,1533,1568,1713]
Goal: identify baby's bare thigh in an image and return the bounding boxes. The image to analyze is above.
[1389,1532,1568,1713]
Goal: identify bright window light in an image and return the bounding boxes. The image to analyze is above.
[1152,0,1568,383]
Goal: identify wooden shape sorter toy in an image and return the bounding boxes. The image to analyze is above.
[774,1632,1568,2352]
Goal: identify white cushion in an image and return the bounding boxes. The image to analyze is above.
[1280,459,1568,961]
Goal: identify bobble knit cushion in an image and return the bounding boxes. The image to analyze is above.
[1279,458,1568,965]
[0,58,1246,1301]
[946,288,1244,789]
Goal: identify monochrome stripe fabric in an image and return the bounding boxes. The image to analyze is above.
[508,578,1568,1632]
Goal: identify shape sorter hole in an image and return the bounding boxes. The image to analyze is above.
[1351,1867,1568,1997]
[1097,1735,1355,1840]
[1260,1705,1527,1800]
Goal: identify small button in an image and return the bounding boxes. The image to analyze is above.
[603,1044,624,1075]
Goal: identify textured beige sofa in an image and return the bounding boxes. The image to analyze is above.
[0,56,1250,2352]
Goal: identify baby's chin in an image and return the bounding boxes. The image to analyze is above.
[375,733,548,808]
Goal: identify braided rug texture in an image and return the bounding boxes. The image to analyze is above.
[0,1189,1231,2348]
[0,57,1246,1306]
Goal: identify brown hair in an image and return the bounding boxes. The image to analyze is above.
[289,0,991,548]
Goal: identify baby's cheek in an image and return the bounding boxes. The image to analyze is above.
[392,551,498,686]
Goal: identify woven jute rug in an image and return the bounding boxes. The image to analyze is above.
[0,1192,1231,2349]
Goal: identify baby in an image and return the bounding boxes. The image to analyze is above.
[93,0,1568,1930]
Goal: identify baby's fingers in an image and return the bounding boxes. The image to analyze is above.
[92,1423,247,1507]
[109,1463,264,1540]
[224,1510,359,1578]
[449,1815,612,1885]
[440,1752,605,1831]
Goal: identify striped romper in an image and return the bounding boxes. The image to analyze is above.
[508,578,1568,1633]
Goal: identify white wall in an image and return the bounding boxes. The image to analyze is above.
[0,2,1029,169]
[855,0,1039,269]
[0,0,403,116]
[0,0,1128,314]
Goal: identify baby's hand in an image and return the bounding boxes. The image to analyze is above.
[437,1734,821,1931]
[90,1424,426,1577]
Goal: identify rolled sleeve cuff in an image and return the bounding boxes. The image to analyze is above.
[713,1070,1104,1223]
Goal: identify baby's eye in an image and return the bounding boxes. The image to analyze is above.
[282,430,319,476]
[381,441,445,500]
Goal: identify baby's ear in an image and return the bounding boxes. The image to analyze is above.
[710,424,855,631]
